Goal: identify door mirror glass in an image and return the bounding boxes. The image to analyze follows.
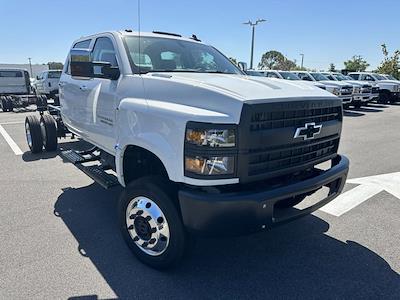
[238,62,248,72]
[70,49,93,78]
[93,61,120,80]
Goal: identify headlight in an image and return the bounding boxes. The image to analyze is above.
[185,122,237,178]
[185,156,235,176]
[186,128,235,147]
[332,87,340,96]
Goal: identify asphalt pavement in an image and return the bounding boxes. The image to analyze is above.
[0,104,399,299]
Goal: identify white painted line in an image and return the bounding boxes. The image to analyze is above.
[0,121,24,125]
[321,172,400,216]
[0,124,23,155]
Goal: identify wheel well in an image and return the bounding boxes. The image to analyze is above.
[123,145,169,185]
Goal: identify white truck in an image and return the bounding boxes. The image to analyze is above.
[32,70,62,98]
[246,70,328,90]
[348,72,400,104]
[293,71,354,106]
[0,68,34,112]
[321,72,373,108]
[24,30,349,269]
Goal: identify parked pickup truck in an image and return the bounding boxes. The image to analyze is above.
[293,71,354,106]
[32,70,62,98]
[321,72,373,108]
[24,30,349,269]
[348,72,400,103]
[247,69,328,90]
[0,68,35,112]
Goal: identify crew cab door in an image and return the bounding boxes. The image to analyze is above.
[86,36,120,153]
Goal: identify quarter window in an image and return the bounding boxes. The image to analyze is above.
[91,37,118,76]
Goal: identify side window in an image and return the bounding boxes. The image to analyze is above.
[73,39,91,49]
[91,37,118,76]
[361,74,374,81]
[266,72,279,78]
[349,74,359,80]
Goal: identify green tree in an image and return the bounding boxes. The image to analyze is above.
[47,62,64,70]
[343,55,369,72]
[376,44,400,79]
[328,63,336,72]
[258,50,296,70]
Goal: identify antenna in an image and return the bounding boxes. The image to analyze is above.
[137,0,141,74]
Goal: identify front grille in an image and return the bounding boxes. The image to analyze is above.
[247,135,339,176]
[250,106,341,131]
[340,86,353,95]
[362,87,372,94]
[239,98,343,183]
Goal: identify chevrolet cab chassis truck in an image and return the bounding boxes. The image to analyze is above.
[0,68,41,112]
[24,30,349,269]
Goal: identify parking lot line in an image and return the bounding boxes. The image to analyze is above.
[0,124,23,155]
[0,121,25,125]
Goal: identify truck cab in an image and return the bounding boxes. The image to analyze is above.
[321,72,372,108]
[348,72,400,103]
[33,70,62,98]
[294,71,354,105]
[0,68,31,95]
[26,30,349,269]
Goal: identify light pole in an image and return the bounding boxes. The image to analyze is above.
[28,58,33,78]
[300,53,304,69]
[243,19,266,69]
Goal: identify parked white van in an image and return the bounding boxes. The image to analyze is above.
[0,68,31,95]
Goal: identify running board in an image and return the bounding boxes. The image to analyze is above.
[61,149,99,164]
[60,149,119,189]
[79,165,119,189]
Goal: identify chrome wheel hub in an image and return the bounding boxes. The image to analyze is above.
[25,122,32,148]
[126,196,170,256]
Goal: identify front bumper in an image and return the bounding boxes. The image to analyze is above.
[179,155,349,236]
[339,95,352,104]
[353,94,371,102]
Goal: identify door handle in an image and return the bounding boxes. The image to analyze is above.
[79,85,88,91]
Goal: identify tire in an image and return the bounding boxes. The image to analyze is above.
[118,176,190,269]
[6,96,13,112]
[25,115,43,153]
[40,115,58,151]
[378,91,390,104]
[343,103,349,110]
[1,97,7,112]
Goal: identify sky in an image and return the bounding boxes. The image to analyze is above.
[0,0,399,71]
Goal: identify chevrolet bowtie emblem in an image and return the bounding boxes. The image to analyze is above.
[294,122,322,140]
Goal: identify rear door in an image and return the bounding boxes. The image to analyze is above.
[59,39,94,136]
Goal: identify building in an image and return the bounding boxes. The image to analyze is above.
[0,63,49,78]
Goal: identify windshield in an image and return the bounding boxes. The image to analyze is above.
[334,73,348,81]
[246,70,265,77]
[386,75,397,80]
[345,76,353,80]
[124,36,242,75]
[373,74,386,80]
[310,72,329,81]
[278,72,300,80]
[48,71,61,78]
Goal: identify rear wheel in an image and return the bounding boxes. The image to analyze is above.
[40,115,58,151]
[378,91,390,104]
[25,115,43,153]
[118,177,190,269]
[1,97,7,112]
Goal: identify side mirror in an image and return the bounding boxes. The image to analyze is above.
[238,62,248,72]
[93,61,121,80]
[36,75,39,80]
[70,49,93,78]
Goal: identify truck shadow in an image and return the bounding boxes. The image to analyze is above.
[54,183,400,299]
[343,110,365,117]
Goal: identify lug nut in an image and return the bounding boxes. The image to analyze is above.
[128,225,134,230]
[133,236,139,242]
[149,238,156,244]
[137,210,143,215]
[145,216,152,221]
[129,214,136,219]
[150,227,157,233]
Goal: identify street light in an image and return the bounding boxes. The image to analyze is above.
[28,58,33,78]
[300,53,304,69]
[243,18,266,69]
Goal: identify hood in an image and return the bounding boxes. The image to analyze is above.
[319,80,352,88]
[379,79,400,85]
[147,73,335,101]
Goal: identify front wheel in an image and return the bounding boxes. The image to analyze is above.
[118,177,190,269]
